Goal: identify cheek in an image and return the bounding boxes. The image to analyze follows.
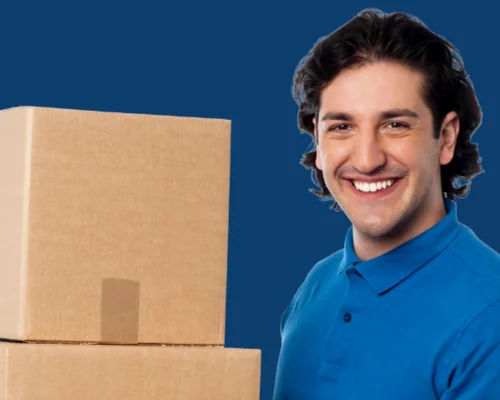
[317,140,351,172]
[386,139,417,161]
[387,139,439,176]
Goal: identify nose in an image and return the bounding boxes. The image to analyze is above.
[351,130,387,174]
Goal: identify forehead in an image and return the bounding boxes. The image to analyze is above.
[318,62,429,118]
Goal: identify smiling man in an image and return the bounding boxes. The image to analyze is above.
[273,9,500,400]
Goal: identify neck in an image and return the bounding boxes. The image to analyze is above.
[352,197,448,261]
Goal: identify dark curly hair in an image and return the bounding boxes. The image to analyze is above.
[293,9,483,210]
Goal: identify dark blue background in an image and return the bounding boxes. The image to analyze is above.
[1,1,497,399]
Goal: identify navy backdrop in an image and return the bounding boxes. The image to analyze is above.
[1,1,497,399]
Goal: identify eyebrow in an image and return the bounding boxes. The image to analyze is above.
[320,108,420,121]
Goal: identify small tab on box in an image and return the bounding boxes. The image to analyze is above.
[100,278,140,344]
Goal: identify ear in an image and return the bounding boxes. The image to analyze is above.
[312,117,323,170]
[439,111,460,166]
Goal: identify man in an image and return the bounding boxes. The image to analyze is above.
[273,9,500,400]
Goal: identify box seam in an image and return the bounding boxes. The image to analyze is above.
[20,107,34,337]
[2,347,9,400]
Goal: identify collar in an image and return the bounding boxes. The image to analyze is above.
[337,198,462,294]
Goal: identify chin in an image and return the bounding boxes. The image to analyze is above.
[355,224,395,239]
[351,216,399,239]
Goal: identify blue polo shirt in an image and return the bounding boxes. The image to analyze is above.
[273,199,500,399]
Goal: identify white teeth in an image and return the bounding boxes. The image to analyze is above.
[352,179,395,193]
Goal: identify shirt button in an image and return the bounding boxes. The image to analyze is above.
[344,313,352,323]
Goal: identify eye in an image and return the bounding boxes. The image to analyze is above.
[328,124,351,132]
[386,121,409,129]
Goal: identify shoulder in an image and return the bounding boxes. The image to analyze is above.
[304,249,344,283]
[280,249,344,330]
[290,249,345,309]
[449,224,500,299]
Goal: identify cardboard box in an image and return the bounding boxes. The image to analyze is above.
[0,106,231,345]
[0,342,261,399]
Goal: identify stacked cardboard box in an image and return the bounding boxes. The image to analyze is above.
[0,106,261,399]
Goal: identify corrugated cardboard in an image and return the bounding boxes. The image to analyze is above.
[0,106,231,345]
[0,342,261,400]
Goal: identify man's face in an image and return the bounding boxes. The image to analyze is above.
[313,61,458,241]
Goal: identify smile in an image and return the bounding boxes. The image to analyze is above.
[352,179,395,193]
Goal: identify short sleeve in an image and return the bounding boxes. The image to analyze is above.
[279,280,306,337]
[441,299,500,399]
